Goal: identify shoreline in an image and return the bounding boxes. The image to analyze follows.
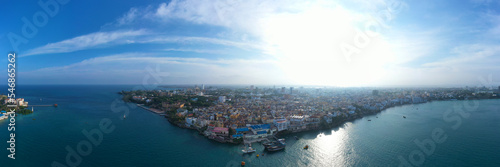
[133,97,499,145]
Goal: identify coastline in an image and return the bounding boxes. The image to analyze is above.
[131,96,499,145]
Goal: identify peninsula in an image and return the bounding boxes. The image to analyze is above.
[0,97,33,120]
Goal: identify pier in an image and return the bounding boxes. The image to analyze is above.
[244,138,270,145]
[29,104,58,107]
[137,104,165,114]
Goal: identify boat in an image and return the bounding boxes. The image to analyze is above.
[256,154,259,157]
[262,142,273,147]
[266,145,285,151]
[403,116,406,119]
[242,146,256,154]
[123,114,126,119]
[304,145,309,149]
[294,136,299,140]
[368,119,371,121]
[54,104,58,107]
[241,161,245,166]
[264,138,286,152]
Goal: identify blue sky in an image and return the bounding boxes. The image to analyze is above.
[1,0,500,87]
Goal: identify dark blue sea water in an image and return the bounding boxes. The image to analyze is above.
[0,85,499,166]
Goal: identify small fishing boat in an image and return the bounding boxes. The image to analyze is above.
[304,145,309,149]
[294,136,299,140]
[403,116,406,119]
[368,119,371,121]
[123,114,126,119]
[241,161,245,166]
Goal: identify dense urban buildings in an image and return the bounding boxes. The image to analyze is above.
[121,85,499,143]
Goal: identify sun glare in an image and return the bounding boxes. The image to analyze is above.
[260,5,393,86]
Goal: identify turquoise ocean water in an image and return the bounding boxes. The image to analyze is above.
[0,85,499,166]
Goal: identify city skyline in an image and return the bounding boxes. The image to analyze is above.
[1,0,500,87]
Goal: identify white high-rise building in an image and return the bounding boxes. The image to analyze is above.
[218,96,226,103]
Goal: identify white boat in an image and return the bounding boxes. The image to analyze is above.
[123,114,126,119]
[242,146,256,154]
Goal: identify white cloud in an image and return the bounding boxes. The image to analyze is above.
[141,36,265,51]
[423,44,500,69]
[22,30,148,57]
[24,0,406,86]
[26,52,286,85]
[22,32,263,57]
[163,48,226,55]
[25,0,500,86]
[23,0,382,57]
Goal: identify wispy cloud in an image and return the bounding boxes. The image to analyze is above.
[23,31,263,57]
[22,0,371,57]
[141,36,265,51]
[26,52,284,85]
[423,44,500,69]
[22,30,148,57]
[163,48,227,55]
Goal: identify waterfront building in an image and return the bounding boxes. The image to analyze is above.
[290,115,305,125]
[212,127,229,137]
[249,124,271,134]
[235,127,249,135]
[273,118,289,131]
[185,117,197,127]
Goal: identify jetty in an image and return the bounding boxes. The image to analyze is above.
[137,104,165,114]
[29,104,57,107]
[244,137,270,145]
